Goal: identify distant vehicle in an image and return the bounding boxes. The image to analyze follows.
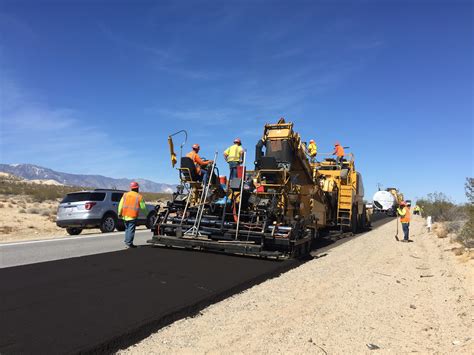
[373,190,397,216]
[56,189,157,235]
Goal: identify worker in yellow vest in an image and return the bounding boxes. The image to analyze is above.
[397,201,411,242]
[413,205,421,215]
[118,181,148,248]
[224,138,244,180]
[308,139,317,163]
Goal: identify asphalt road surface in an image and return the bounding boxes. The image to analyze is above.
[0,215,392,354]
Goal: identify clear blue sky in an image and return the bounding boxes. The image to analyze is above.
[0,0,472,202]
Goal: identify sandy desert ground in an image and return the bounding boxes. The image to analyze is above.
[0,194,151,242]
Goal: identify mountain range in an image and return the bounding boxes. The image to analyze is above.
[0,164,176,193]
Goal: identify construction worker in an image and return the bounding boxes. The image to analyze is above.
[224,138,244,180]
[308,139,317,163]
[332,142,345,168]
[187,144,213,184]
[397,201,411,242]
[413,205,421,215]
[118,182,148,248]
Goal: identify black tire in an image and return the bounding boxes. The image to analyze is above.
[351,204,358,234]
[66,227,82,235]
[146,211,157,229]
[100,213,117,233]
[360,205,367,232]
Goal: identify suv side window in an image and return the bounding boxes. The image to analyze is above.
[111,193,124,202]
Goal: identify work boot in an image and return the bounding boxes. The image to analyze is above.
[125,244,137,249]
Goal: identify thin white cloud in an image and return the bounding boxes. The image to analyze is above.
[0,78,132,176]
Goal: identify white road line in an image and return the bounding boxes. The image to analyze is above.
[0,234,111,246]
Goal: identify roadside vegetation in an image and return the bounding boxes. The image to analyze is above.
[0,176,85,202]
[0,175,172,203]
[418,178,473,248]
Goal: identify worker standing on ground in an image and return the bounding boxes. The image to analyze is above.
[224,138,244,180]
[187,144,213,184]
[413,205,421,215]
[308,139,318,163]
[397,201,411,242]
[118,182,148,249]
[332,142,345,168]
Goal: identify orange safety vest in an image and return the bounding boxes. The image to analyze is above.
[121,191,143,219]
[187,151,201,173]
[335,145,345,157]
[400,207,411,223]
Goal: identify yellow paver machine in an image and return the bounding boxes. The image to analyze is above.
[148,118,370,258]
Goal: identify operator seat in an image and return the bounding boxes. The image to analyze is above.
[179,157,200,182]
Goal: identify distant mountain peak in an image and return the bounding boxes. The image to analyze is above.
[0,163,175,193]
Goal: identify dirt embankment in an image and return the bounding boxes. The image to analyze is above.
[121,216,473,354]
[0,195,157,243]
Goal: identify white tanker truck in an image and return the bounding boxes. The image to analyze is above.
[372,189,402,216]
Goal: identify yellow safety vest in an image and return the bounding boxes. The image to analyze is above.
[224,144,243,162]
[308,142,317,156]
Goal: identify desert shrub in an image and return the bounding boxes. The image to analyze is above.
[40,210,51,216]
[0,203,4,208]
[19,208,26,214]
[141,192,172,203]
[457,178,474,248]
[0,178,88,202]
[27,208,40,214]
[0,226,14,234]
[417,192,468,222]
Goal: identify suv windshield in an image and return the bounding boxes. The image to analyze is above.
[61,192,106,203]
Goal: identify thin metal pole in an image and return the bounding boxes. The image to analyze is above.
[180,190,192,226]
[235,150,247,240]
[195,151,218,234]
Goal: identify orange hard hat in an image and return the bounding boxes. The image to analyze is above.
[309,139,315,143]
[335,141,340,146]
[234,138,241,144]
[130,181,139,189]
[192,144,200,150]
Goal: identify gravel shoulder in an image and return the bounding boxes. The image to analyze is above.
[121,216,473,354]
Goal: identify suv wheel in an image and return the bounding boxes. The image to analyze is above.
[100,213,117,233]
[66,227,82,235]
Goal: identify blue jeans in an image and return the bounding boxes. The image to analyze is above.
[228,161,240,180]
[402,223,410,240]
[200,169,209,186]
[124,219,137,246]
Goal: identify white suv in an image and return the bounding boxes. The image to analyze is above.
[56,189,156,235]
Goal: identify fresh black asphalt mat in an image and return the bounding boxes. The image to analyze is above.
[0,247,299,354]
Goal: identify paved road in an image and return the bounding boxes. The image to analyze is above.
[0,214,393,269]
[0,247,299,354]
[0,229,152,268]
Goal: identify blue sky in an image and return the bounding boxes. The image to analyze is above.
[0,0,472,202]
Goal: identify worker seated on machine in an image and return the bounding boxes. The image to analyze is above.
[186,143,214,185]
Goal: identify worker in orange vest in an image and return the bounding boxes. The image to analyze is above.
[332,141,345,168]
[397,201,411,242]
[187,144,213,184]
[118,181,148,248]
